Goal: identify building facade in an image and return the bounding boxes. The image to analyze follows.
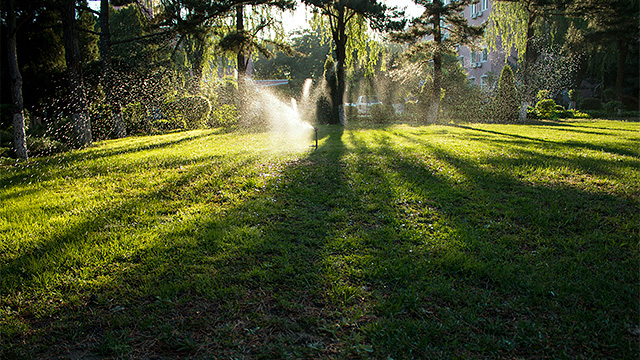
[451,0,516,91]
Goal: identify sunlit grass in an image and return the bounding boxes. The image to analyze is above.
[1,120,638,358]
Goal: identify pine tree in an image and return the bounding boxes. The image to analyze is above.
[394,0,483,124]
[494,64,519,123]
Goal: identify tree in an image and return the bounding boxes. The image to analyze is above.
[59,0,92,145]
[252,29,332,94]
[99,0,127,138]
[5,0,28,159]
[394,0,483,124]
[494,64,519,122]
[485,0,566,122]
[303,0,403,125]
[217,1,294,119]
[568,0,639,100]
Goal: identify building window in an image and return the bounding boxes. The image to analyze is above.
[468,77,476,85]
[481,0,489,11]
[471,3,477,15]
[481,49,488,62]
[480,75,488,89]
[459,56,465,66]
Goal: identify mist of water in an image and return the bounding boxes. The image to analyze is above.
[247,80,316,152]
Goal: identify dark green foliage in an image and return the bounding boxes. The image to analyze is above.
[25,135,68,157]
[580,98,602,110]
[568,89,577,101]
[493,65,519,123]
[603,100,623,116]
[174,97,211,130]
[370,103,394,124]
[253,30,331,96]
[122,102,150,135]
[535,99,557,119]
[208,104,239,128]
[602,88,617,102]
[315,96,333,125]
[620,95,639,111]
[440,61,489,123]
[90,103,114,141]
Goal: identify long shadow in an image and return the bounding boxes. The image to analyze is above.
[455,124,640,158]
[0,156,254,290]
[0,130,219,189]
[359,129,638,357]
[1,126,367,358]
[2,125,638,359]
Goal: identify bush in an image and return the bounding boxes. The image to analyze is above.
[603,101,623,116]
[602,88,616,102]
[570,110,591,119]
[620,95,639,111]
[316,97,332,125]
[402,101,420,123]
[535,99,557,119]
[209,104,239,127]
[370,104,394,124]
[527,106,538,120]
[161,96,211,130]
[537,89,551,101]
[345,105,359,122]
[580,98,602,111]
[27,135,68,156]
[122,102,150,135]
[89,103,114,141]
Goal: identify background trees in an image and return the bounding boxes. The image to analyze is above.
[5,0,27,159]
[0,0,638,159]
[394,0,483,124]
[303,0,403,125]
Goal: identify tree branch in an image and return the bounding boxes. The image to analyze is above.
[77,27,103,36]
[111,30,174,45]
[76,5,100,16]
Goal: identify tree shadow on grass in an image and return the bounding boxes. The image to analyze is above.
[455,124,640,158]
[356,129,638,358]
[2,125,638,359]
[1,125,370,359]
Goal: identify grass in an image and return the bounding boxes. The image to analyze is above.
[1,119,638,359]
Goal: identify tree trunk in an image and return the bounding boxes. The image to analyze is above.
[100,0,126,138]
[62,0,92,145]
[428,8,442,124]
[190,51,204,94]
[518,17,537,123]
[7,0,27,160]
[616,39,628,101]
[236,5,249,121]
[333,6,347,125]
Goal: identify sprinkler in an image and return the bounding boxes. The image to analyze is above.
[311,127,318,149]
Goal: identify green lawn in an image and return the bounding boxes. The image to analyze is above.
[1,120,639,359]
